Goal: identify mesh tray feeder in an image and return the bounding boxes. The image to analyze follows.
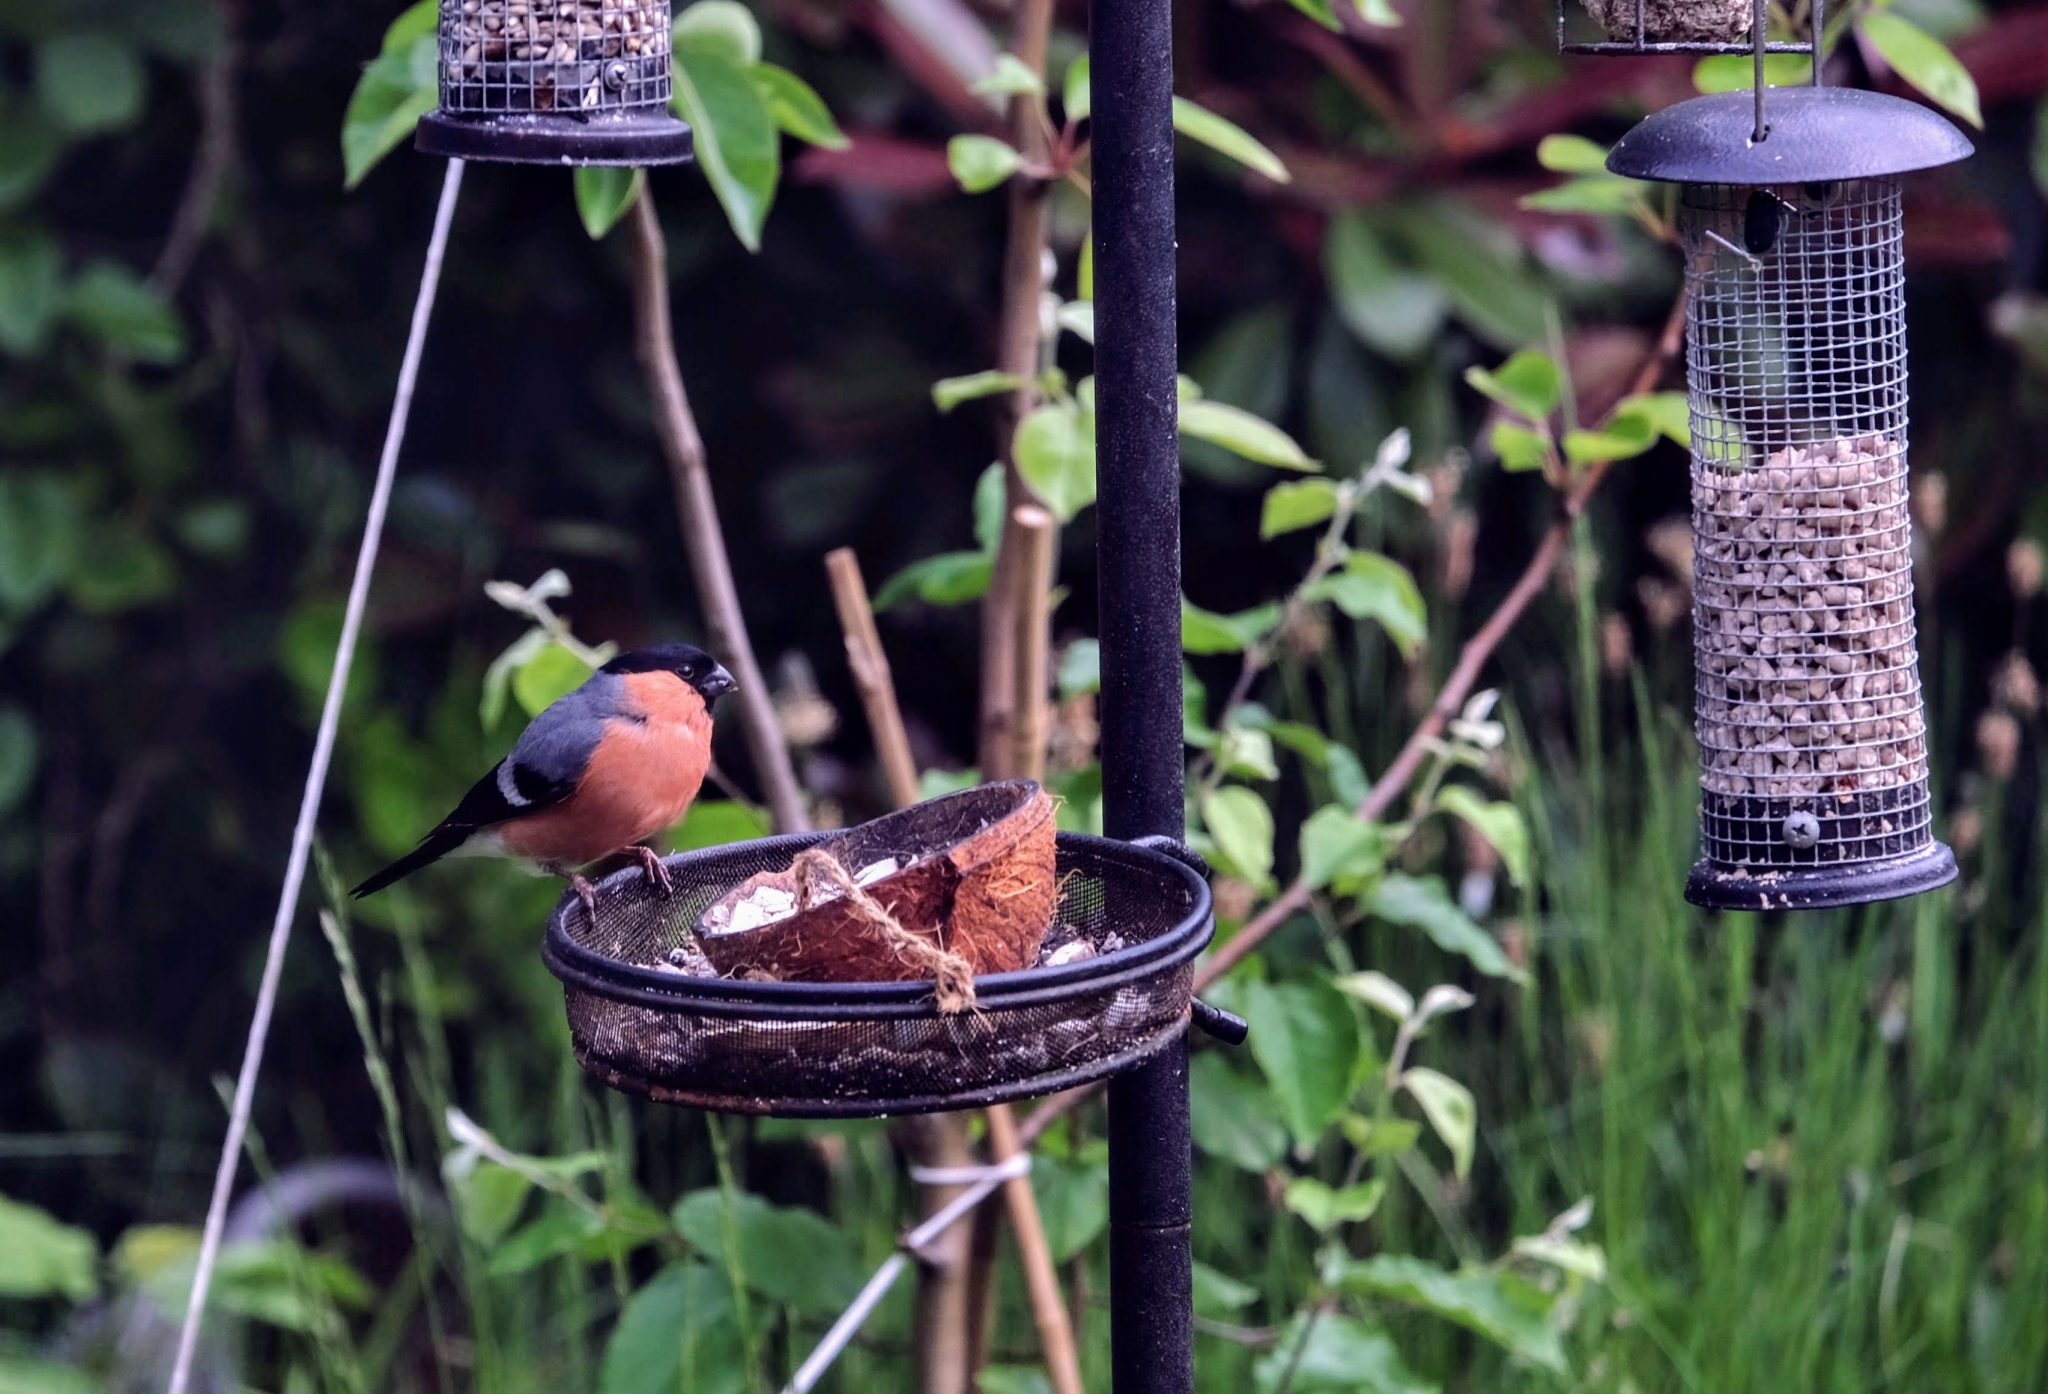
[542,784,1219,1117]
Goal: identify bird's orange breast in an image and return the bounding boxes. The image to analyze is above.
[498,673,712,867]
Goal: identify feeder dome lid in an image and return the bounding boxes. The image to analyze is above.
[1606,86,1973,185]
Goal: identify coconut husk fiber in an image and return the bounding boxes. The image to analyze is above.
[694,781,1057,1008]
[1581,0,1752,42]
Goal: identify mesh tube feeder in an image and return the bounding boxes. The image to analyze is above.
[1608,88,1971,910]
[415,0,694,165]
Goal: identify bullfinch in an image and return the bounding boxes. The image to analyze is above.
[351,642,735,912]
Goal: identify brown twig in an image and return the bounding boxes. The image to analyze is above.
[827,548,923,807]
[976,0,1057,781]
[1011,506,1057,784]
[824,545,1078,1394]
[625,191,809,833]
[153,37,237,294]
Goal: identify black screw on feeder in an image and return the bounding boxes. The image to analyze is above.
[1591,27,1972,909]
[415,0,694,165]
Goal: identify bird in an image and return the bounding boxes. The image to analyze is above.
[350,642,736,915]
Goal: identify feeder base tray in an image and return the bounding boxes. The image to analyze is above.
[1687,841,1957,911]
[543,829,1215,1118]
[415,108,694,166]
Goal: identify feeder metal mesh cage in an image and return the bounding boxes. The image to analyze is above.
[1606,89,1969,908]
[1556,0,1820,55]
[1680,178,1945,899]
[543,831,1214,1117]
[416,0,692,165]
[439,0,672,115]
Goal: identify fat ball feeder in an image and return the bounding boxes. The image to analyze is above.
[415,0,694,165]
[1565,0,1969,908]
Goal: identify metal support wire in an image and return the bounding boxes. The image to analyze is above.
[1090,0,1193,1388]
[166,158,466,1394]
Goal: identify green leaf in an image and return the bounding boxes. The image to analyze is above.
[752,63,848,149]
[0,471,81,609]
[2034,100,2048,200]
[513,643,593,717]
[1014,401,1096,521]
[1299,806,1385,892]
[0,1195,98,1301]
[66,522,176,613]
[0,112,62,213]
[1385,202,1551,351]
[0,704,34,815]
[1180,398,1318,470]
[174,498,252,558]
[1534,134,1609,174]
[672,799,771,850]
[973,461,1006,553]
[1193,1261,1260,1316]
[1520,176,1646,216]
[1354,0,1403,24]
[1364,874,1525,983]
[1242,978,1364,1148]
[973,54,1046,98]
[66,262,182,362]
[1335,970,1414,1022]
[0,229,64,356]
[981,1371,1054,1394]
[1303,552,1426,658]
[1402,1067,1477,1180]
[574,167,645,240]
[1285,1176,1386,1232]
[35,34,145,135]
[1285,0,1343,30]
[1202,785,1275,889]
[1464,350,1561,421]
[600,1262,747,1394]
[443,1157,533,1245]
[1172,97,1290,183]
[1434,786,1531,887]
[1489,421,1550,474]
[1218,725,1280,781]
[1693,53,1813,92]
[1254,1313,1439,1394]
[0,1357,96,1394]
[1063,54,1091,123]
[873,550,994,610]
[1325,213,1445,361]
[933,369,1026,412]
[673,38,780,251]
[1058,639,1101,698]
[490,1205,608,1276]
[1055,300,1094,344]
[1031,1152,1109,1261]
[1261,477,1341,539]
[1615,390,1690,446]
[1334,1255,1564,1373]
[1340,1114,1423,1158]
[1189,1054,1289,1172]
[948,134,1025,193]
[673,0,762,64]
[341,3,438,188]
[1181,598,1282,656]
[671,1190,864,1317]
[481,629,549,729]
[1513,1232,1608,1282]
[1858,12,1982,127]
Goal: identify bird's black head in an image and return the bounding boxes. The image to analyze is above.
[603,643,737,706]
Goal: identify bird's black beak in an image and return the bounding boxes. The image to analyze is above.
[700,664,737,703]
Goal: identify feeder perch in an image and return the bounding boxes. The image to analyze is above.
[542,784,1228,1116]
[415,0,694,166]
[1608,87,1971,910]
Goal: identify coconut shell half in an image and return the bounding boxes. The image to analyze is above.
[695,780,1057,984]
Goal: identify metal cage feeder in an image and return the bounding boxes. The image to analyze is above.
[415,0,694,166]
[1557,0,1823,56]
[1608,89,1971,910]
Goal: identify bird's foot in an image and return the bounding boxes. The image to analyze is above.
[569,874,599,923]
[633,845,674,897]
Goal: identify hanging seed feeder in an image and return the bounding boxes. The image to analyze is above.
[1557,0,1820,54]
[415,0,693,165]
[1595,30,1970,908]
[541,782,1237,1116]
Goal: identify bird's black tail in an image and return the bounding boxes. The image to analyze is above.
[351,827,469,899]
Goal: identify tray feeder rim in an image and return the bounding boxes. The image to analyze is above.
[543,827,1214,1015]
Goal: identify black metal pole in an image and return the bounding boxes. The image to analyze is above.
[1090,0,1192,1390]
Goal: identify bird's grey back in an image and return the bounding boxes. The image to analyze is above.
[506,669,625,788]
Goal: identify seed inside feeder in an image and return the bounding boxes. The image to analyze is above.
[1578,0,1752,42]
